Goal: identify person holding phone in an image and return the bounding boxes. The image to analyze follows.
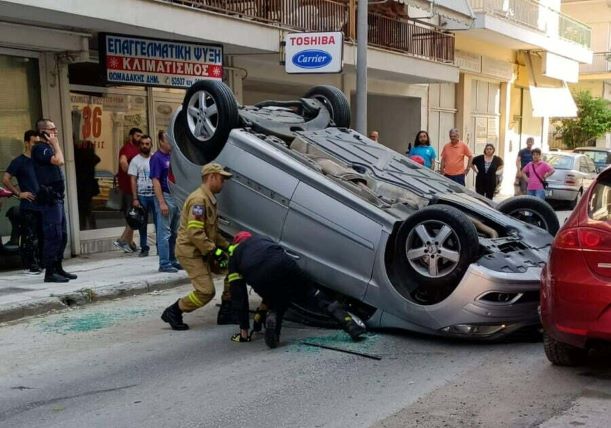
[32,118,77,283]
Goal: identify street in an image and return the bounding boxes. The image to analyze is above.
[1,279,610,428]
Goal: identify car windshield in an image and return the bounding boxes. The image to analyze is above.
[544,154,574,170]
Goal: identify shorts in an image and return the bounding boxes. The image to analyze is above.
[120,190,133,213]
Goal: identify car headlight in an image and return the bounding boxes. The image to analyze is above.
[440,324,507,337]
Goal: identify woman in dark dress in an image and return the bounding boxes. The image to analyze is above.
[471,144,504,199]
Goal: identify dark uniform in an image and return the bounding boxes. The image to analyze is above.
[31,142,72,282]
[5,154,42,270]
[228,235,366,348]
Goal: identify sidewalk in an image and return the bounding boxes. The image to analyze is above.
[0,251,191,323]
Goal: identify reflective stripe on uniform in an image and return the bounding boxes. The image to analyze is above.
[227,272,243,282]
[227,244,238,256]
[187,220,204,229]
[188,291,204,307]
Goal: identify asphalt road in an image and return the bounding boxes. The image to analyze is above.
[1,283,609,428]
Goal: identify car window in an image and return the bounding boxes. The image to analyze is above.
[578,157,590,173]
[576,150,611,167]
[589,175,611,222]
[545,154,574,170]
[585,157,597,173]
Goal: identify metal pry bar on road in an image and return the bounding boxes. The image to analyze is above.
[301,341,382,360]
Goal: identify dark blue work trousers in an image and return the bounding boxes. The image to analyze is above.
[42,200,67,269]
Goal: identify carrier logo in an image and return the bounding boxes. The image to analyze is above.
[291,50,332,69]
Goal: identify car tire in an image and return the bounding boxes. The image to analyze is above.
[180,80,239,163]
[304,85,351,128]
[496,196,560,236]
[543,333,588,366]
[394,205,480,304]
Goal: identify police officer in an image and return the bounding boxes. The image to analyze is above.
[2,130,42,274]
[227,231,366,348]
[32,118,77,283]
[161,162,232,330]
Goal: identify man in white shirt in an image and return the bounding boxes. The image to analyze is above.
[128,135,156,257]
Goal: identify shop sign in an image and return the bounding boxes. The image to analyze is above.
[100,33,223,88]
[285,32,343,74]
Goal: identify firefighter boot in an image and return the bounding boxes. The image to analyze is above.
[161,300,189,330]
[252,307,268,333]
[327,302,366,340]
[56,261,77,280]
[216,300,236,325]
[264,311,280,349]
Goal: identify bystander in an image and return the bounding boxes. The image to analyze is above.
[113,127,142,253]
[2,130,42,274]
[151,131,181,273]
[440,128,473,185]
[128,135,157,257]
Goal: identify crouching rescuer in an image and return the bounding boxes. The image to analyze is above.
[227,231,367,348]
[161,163,232,330]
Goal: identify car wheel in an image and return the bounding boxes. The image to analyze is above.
[496,196,560,236]
[394,205,479,304]
[180,80,239,163]
[304,85,351,128]
[543,333,588,366]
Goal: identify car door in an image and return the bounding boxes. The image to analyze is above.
[216,143,298,240]
[280,181,381,300]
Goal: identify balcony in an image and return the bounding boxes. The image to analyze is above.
[580,52,611,75]
[470,0,591,48]
[161,0,454,63]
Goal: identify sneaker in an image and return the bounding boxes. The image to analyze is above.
[264,311,280,349]
[24,267,42,275]
[159,266,178,273]
[138,249,149,257]
[129,242,138,252]
[113,240,133,253]
[171,262,183,270]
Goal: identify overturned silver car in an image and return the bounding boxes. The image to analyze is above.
[168,81,559,340]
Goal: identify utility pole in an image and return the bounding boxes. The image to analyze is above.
[355,0,368,134]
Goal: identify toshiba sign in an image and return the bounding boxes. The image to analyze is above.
[285,32,343,74]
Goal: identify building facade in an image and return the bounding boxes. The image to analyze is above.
[0,0,592,257]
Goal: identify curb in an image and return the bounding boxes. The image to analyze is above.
[0,274,190,324]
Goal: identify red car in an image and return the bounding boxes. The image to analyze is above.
[541,167,611,366]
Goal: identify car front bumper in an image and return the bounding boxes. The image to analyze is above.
[375,263,543,340]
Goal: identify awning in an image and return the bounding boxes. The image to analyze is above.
[524,51,577,118]
[394,0,475,27]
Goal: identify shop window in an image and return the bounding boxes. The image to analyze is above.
[70,92,147,230]
[152,87,185,136]
[0,55,41,237]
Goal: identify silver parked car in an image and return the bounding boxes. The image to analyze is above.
[168,81,560,340]
[544,153,597,208]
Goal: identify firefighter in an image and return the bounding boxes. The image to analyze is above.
[160,162,232,330]
[227,231,367,348]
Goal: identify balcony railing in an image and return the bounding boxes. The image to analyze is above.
[470,0,591,48]
[160,0,454,63]
[580,52,611,74]
[367,13,454,63]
